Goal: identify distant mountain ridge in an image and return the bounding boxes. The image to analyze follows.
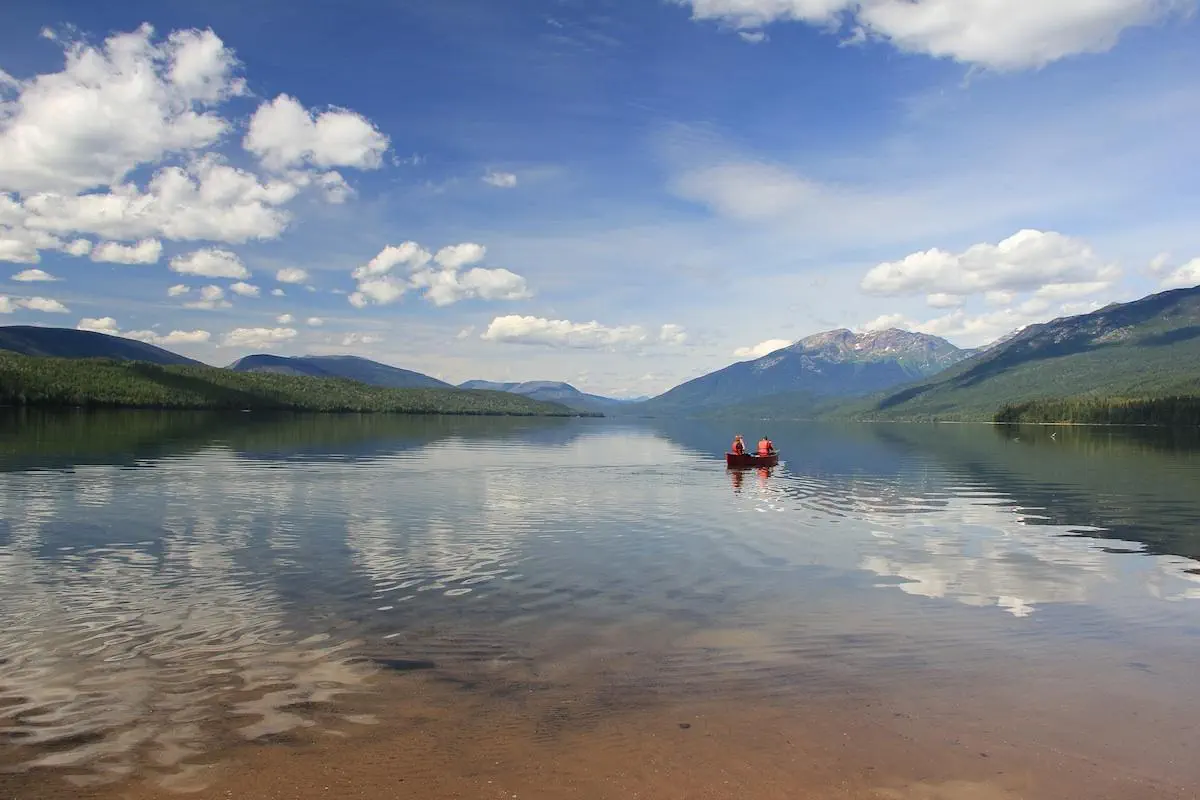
[230,354,451,389]
[642,328,970,413]
[0,326,203,366]
[458,379,629,413]
[849,285,1200,420]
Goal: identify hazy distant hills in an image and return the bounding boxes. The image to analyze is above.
[641,328,970,414]
[458,379,631,413]
[851,285,1200,420]
[229,354,452,389]
[0,326,203,366]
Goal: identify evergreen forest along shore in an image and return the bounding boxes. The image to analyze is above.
[0,352,591,417]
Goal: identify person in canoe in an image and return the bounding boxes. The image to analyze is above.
[731,434,747,455]
[757,435,775,456]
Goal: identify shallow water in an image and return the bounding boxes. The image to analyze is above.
[1,411,1199,797]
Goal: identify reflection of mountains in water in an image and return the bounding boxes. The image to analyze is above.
[0,410,601,472]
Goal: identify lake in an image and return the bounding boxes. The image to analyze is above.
[2,410,1199,799]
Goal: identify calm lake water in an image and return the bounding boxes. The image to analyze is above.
[2,410,1199,798]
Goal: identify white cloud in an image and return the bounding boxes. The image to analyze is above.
[732,338,792,358]
[305,316,323,327]
[349,277,406,307]
[341,332,382,346]
[860,313,916,332]
[0,295,68,313]
[433,243,487,270]
[167,283,190,296]
[221,326,297,348]
[125,328,211,345]
[349,241,530,308]
[410,265,531,307]
[170,248,249,279]
[76,314,211,345]
[275,267,309,284]
[22,155,299,243]
[0,225,61,263]
[270,288,285,297]
[672,0,1194,70]
[860,230,1120,298]
[77,316,120,334]
[738,31,768,43]
[481,315,650,349]
[11,268,56,282]
[1032,281,1112,300]
[183,284,231,310]
[0,24,245,196]
[984,290,1017,306]
[673,161,823,224]
[243,93,389,173]
[925,292,962,308]
[352,241,431,280]
[1159,257,1200,290]
[229,281,259,297]
[276,313,295,324]
[0,25,388,265]
[62,238,92,257]
[482,170,518,188]
[659,323,688,345]
[90,238,162,264]
[316,170,353,203]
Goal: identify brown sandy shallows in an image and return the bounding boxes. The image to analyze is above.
[6,620,1198,800]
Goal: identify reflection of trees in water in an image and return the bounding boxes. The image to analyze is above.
[0,456,376,790]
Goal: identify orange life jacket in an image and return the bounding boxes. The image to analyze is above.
[732,439,745,454]
[757,439,771,456]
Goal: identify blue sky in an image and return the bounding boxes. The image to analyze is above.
[1,0,1198,396]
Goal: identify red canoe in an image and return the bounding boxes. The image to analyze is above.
[726,452,779,468]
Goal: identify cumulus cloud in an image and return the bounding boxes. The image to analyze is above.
[306,316,323,326]
[183,284,231,310]
[275,267,309,284]
[433,243,487,271]
[276,313,295,324]
[21,155,300,243]
[170,248,249,279]
[926,292,963,308]
[410,265,531,307]
[90,238,162,264]
[229,281,260,297]
[126,328,212,345]
[733,338,792,358]
[221,326,297,348]
[0,24,388,264]
[76,315,211,345]
[167,283,190,296]
[659,323,688,345]
[11,268,56,282]
[860,314,916,332]
[860,230,1119,299]
[481,315,652,349]
[0,295,69,313]
[77,316,120,334]
[482,170,518,188]
[243,93,389,173]
[348,241,531,307]
[672,0,1194,70]
[0,24,244,196]
[1158,257,1200,290]
[271,288,285,296]
[352,241,431,280]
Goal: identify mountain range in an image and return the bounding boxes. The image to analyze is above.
[3,283,1199,421]
[229,354,452,389]
[457,380,631,413]
[641,328,972,414]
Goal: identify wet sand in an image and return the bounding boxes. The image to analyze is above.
[7,617,1198,800]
